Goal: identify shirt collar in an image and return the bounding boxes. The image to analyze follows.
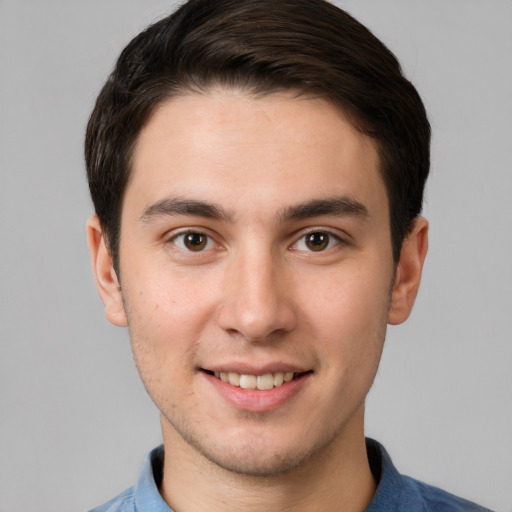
[365,438,408,512]
[134,445,173,511]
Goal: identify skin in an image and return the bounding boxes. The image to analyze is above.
[88,90,428,512]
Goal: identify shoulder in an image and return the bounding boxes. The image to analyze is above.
[366,439,493,511]
[402,476,494,512]
[87,486,135,512]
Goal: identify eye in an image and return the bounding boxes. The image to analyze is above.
[293,231,341,252]
[172,231,216,252]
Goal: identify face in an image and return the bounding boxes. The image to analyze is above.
[90,90,425,477]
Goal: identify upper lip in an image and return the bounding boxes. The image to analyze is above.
[201,362,312,375]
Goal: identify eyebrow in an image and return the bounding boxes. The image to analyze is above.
[279,196,369,222]
[140,197,232,223]
[139,195,369,224]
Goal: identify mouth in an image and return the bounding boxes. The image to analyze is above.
[202,369,312,391]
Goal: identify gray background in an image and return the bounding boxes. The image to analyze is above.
[1,1,511,511]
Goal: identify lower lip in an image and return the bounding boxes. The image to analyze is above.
[202,372,311,412]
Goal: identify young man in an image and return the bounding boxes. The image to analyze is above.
[85,1,491,510]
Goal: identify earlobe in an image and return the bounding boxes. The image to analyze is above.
[86,216,128,327]
[388,217,429,325]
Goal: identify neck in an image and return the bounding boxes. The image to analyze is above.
[159,409,376,512]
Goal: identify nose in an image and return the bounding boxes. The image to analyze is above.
[215,248,297,342]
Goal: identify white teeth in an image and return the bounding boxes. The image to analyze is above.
[257,373,274,390]
[284,372,294,382]
[273,372,284,386]
[214,370,297,390]
[228,372,241,386]
[239,374,257,389]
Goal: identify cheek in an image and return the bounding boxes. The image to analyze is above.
[125,267,216,331]
[305,264,391,329]
[302,264,391,372]
[122,265,226,386]
[124,287,200,408]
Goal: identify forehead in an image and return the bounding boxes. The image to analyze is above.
[128,90,386,221]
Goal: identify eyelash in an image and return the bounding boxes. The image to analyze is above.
[168,229,344,254]
[170,231,219,252]
[290,230,343,253]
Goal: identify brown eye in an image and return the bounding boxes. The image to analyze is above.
[183,232,208,251]
[305,232,330,251]
[172,232,213,252]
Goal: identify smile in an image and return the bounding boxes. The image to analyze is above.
[212,371,296,390]
[201,368,313,411]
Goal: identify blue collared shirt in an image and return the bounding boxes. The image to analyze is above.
[89,439,492,511]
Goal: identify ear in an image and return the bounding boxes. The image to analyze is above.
[86,215,128,327]
[388,217,429,325]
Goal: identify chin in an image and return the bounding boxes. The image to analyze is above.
[200,443,317,477]
[167,415,334,477]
